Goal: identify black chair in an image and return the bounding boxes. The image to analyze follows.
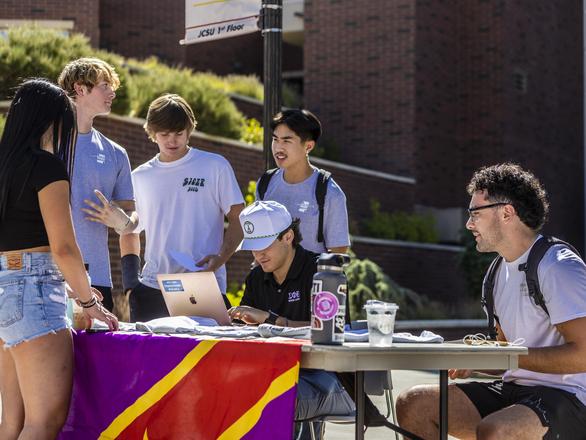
[308,371,399,440]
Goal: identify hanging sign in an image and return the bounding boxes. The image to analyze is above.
[182,0,261,44]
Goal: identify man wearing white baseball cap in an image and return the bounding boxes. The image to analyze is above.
[229,201,371,440]
[229,200,316,327]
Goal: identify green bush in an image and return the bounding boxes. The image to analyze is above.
[226,281,245,307]
[240,118,263,145]
[128,58,245,139]
[0,114,5,137]
[362,199,438,243]
[242,180,257,206]
[0,27,252,140]
[225,74,264,101]
[456,230,496,297]
[346,251,446,320]
[0,26,132,115]
[282,83,303,108]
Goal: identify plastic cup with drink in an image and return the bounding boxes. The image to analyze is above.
[363,300,399,347]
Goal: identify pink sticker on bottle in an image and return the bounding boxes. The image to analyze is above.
[313,291,339,320]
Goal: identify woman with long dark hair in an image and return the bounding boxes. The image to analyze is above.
[0,79,118,439]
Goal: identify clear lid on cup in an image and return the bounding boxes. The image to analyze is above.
[363,300,399,311]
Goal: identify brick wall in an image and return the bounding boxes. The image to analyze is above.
[303,0,417,177]
[351,238,468,312]
[414,0,506,208]
[413,0,583,249]
[0,0,100,45]
[100,0,185,64]
[501,1,583,247]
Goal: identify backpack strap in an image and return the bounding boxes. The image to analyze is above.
[482,255,503,340]
[256,168,279,200]
[315,169,331,244]
[518,236,581,316]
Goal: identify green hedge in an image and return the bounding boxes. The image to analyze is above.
[362,199,438,243]
[0,26,267,140]
[0,27,132,115]
[128,58,244,139]
[0,114,5,137]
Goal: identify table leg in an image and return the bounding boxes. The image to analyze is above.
[355,371,365,440]
[439,370,448,440]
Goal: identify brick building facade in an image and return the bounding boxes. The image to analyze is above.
[304,0,583,246]
[0,0,100,45]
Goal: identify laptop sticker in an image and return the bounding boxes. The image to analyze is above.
[162,279,184,292]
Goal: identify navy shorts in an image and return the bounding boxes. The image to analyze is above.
[456,380,586,439]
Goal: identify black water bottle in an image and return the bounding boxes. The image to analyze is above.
[311,253,350,345]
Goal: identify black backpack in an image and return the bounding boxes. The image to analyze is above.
[482,236,581,340]
[256,168,331,244]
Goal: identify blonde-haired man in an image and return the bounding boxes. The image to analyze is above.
[58,58,137,312]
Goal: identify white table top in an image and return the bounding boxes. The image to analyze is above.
[300,342,528,371]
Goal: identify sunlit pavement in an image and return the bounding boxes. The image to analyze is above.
[324,370,492,440]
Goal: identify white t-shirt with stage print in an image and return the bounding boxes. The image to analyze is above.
[132,147,243,293]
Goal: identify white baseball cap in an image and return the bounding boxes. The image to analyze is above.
[238,200,293,251]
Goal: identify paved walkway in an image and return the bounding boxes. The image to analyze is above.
[323,370,438,439]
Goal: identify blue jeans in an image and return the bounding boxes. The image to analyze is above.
[295,369,356,440]
[0,252,69,348]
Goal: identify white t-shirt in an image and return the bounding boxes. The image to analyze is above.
[132,147,244,293]
[487,236,586,403]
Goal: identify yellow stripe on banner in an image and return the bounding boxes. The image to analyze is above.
[143,428,148,440]
[217,362,300,440]
[99,340,219,439]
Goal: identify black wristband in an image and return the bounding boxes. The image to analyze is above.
[121,254,141,293]
[264,310,279,325]
[80,297,97,308]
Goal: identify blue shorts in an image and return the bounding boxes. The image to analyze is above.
[0,252,70,348]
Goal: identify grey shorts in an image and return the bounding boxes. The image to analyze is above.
[0,252,69,348]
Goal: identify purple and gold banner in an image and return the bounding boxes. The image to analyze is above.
[58,332,302,439]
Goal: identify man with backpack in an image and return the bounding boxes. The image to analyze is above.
[257,109,349,254]
[396,163,586,439]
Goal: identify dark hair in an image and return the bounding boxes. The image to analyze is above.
[467,163,549,231]
[0,78,77,220]
[270,109,322,143]
[278,218,303,248]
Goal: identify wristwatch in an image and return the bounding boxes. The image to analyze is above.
[264,310,279,325]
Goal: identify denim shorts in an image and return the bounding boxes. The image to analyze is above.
[0,252,70,348]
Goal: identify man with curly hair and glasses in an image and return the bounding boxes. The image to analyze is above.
[396,163,586,439]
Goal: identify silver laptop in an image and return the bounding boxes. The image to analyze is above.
[156,272,231,326]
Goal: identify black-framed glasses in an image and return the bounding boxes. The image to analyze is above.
[467,202,509,215]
